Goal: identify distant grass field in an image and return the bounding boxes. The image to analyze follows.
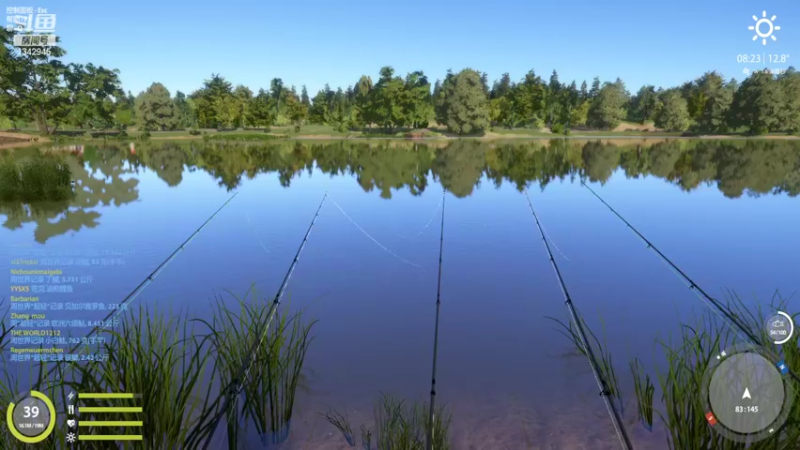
[4,122,800,142]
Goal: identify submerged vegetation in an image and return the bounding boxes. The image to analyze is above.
[553,291,800,449]
[323,393,453,450]
[0,154,72,201]
[0,289,316,449]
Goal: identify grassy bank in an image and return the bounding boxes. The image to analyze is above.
[7,123,800,144]
[553,291,800,449]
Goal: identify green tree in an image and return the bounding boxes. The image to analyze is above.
[442,68,489,135]
[285,91,307,132]
[0,29,72,134]
[589,77,601,99]
[630,85,658,124]
[135,83,177,131]
[513,70,547,127]
[190,74,233,128]
[586,81,628,130]
[249,88,275,127]
[778,67,800,133]
[233,85,253,128]
[403,71,433,128]
[369,66,407,132]
[653,91,690,132]
[433,72,455,126]
[693,71,733,133]
[570,99,590,126]
[729,71,783,134]
[213,95,238,129]
[353,75,373,127]
[173,91,196,129]
[490,73,512,99]
[308,89,328,124]
[300,85,311,109]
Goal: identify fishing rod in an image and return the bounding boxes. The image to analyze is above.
[201,192,328,449]
[580,180,800,384]
[34,191,240,388]
[426,188,446,450]
[524,189,634,450]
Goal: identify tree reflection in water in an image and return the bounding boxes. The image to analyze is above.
[2,138,799,242]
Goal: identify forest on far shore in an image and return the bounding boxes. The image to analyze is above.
[1,28,798,136]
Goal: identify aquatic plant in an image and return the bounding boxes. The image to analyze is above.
[0,289,316,449]
[196,289,316,448]
[63,305,221,449]
[324,392,452,450]
[0,155,73,201]
[551,291,800,449]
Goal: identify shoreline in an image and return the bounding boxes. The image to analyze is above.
[2,130,800,150]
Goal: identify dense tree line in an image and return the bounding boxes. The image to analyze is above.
[2,29,800,135]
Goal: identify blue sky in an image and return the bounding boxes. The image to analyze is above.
[23,0,800,96]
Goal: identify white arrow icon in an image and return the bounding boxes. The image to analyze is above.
[743,388,752,399]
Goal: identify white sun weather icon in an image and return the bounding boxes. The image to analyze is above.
[749,11,781,45]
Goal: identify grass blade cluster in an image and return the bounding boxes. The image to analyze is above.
[323,392,452,450]
[196,288,316,448]
[551,290,800,449]
[0,154,73,201]
[0,288,316,449]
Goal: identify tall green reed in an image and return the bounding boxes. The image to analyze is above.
[0,289,316,449]
[551,290,800,449]
[196,289,316,448]
[324,392,453,450]
[0,155,73,201]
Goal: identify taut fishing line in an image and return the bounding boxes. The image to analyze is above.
[201,192,328,449]
[246,213,272,255]
[399,195,443,240]
[426,188,446,450]
[328,196,423,269]
[539,220,571,262]
[580,180,800,386]
[34,192,240,389]
[524,188,634,450]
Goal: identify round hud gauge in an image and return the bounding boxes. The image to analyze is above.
[6,390,56,443]
[701,344,794,443]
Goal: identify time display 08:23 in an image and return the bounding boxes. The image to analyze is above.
[737,54,791,64]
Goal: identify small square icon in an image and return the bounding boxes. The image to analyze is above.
[705,412,717,426]
[777,360,788,375]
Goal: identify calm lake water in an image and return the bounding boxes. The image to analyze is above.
[2,138,799,449]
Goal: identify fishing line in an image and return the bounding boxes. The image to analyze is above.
[34,192,240,388]
[524,189,634,450]
[201,192,328,449]
[328,196,423,269]
[399,195,443,240]
[246,213,271,254]
[426,188,446,450]
[580,180,800,385]
[540,220,571,262]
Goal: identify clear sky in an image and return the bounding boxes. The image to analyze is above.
[24,0,800,96]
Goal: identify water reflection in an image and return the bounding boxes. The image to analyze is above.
[2,138,799,241]
[0,147,139,243]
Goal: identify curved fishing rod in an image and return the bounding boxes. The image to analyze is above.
[580,180,800,384]
[201,192,328,450]
[524,189,634,450]
[34,192,240,389]
[426,188,446,450]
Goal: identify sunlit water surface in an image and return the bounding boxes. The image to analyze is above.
[1,139,799,449]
